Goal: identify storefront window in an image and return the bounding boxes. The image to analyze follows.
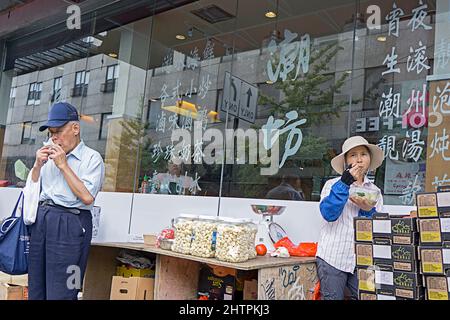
[1,0,449,207]
[134,0,238,197]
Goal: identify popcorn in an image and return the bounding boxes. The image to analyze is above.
[172,215,196,254]
[190,218,217,258]
[215,219,256,263]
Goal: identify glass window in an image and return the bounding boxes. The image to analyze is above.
[134,0,237,197]
[102,65,119,93]
[106,64,119,81]
[99,113,112,140]
[26,82,42,105]
[26,83,35,105]
[52,77,62,102]
[34,82,42,105]
[75,71,89,86]
[73,71,89,97]
[1,0,447,207]
[9,87,16,108]
[21,122,35,144]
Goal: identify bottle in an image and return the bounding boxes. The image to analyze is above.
[141,175,149,193]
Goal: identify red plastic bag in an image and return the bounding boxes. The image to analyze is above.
[273,237,318,257]
[292,242,318,257]
[273,237,296,251]
[156,228,175,247]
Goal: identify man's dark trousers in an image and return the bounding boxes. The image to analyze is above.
[28,204,92,300]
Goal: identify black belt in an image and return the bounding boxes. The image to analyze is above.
[39,199,86,215]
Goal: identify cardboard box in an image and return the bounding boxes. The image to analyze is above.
[355,214,419,245]
[116,265,155,278]
[0,283,25,300]
[197,265,237,300]
[418,218,450,245]
[356,243,373,267]
[143,234,157,246]
[243,279,258,300]
[416,193,438,218]
[425,273,450,300]
[354,217,373,242]
[110,276,154,300]
[391,244,420,272]
[419,244,450,275]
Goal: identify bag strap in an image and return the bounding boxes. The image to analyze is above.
[12,191,24,218]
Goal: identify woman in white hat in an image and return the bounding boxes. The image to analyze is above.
[315,136,384,300]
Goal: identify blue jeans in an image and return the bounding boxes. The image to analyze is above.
[28,204,92,300]
[316,257,358,300]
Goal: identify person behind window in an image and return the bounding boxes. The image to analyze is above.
[316,136,384,300]
[155,160,193,195]
[265,169,304,201]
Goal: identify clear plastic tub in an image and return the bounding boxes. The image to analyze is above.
[190,215,218,258]
[215,217,251,263]
[172,214,197,255]
[349,186,380,206]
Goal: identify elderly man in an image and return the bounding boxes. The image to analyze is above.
[29,102,105,300]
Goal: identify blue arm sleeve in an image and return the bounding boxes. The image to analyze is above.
[359,207,377,218]
[319,180,350,222]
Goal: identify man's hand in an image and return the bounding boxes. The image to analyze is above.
[48,144,68,169]
[34,146,51,169]
[349,195,374,212]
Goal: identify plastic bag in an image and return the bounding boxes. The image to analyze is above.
[270,246,290,258]
[115,250,154,269]
[292,242,318,257]
[273,237,318,257]
[273,237,296,251]
[156,228,175,248]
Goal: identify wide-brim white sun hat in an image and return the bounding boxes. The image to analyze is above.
[331,136,384,175]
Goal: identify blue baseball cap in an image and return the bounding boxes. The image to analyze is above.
[39,102,79,132]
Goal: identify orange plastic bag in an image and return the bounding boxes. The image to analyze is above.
[273,237,296,251]
[273,237,317,257]
[292,242,318,257]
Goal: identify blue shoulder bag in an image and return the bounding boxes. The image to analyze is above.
[0,192,30,275]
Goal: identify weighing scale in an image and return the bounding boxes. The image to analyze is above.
[251,204,287,252]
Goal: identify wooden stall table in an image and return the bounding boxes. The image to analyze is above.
[83,242,318,300]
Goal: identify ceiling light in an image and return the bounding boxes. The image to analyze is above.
[175,34,186,40]
[265,11,277,18]
[108,53,118,58]
[377,36,387,42]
